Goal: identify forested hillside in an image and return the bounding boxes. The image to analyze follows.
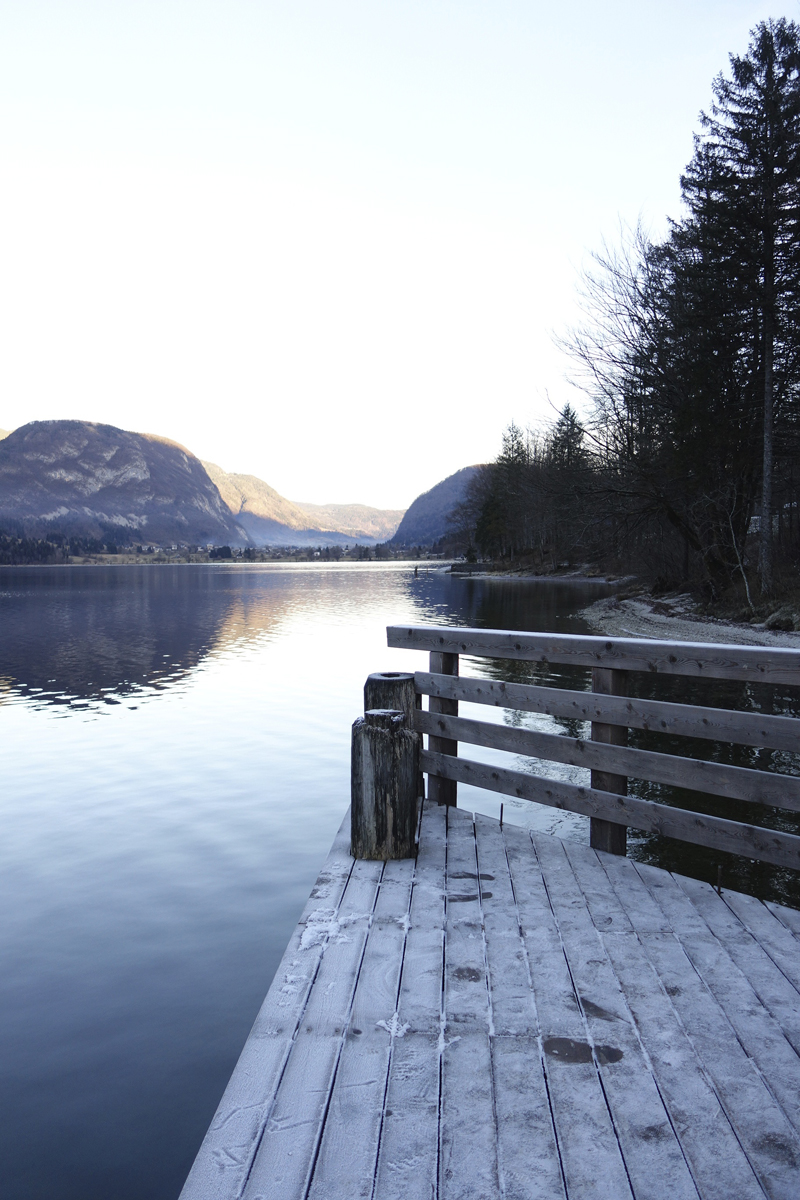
[457,19,800,608]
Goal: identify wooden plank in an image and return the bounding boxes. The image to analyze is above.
[627,860,800,1197]
[722,890,800,996]
[308,859,415,1200]
[533,833,700,1200]
[241,857,385,1199]
[180,813,355,1200]
[371,1033,441,1200]
[372,801,445,1200]
[439,807,500,1199]
[502,821,634,1200]
[473,814,566,1200]
[490,1036,567,1200]
[416,670,800,754]
[415,708,800,812]
[765,899,800,937]
[674,875,800,1060]
[575,848,765,1200]
[428,651,458,806]
[473,813,547,1037]
[389,623,800,685]
[420,748,800,871]
[395,799,448,1035]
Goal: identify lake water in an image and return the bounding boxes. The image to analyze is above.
[1,563,797,1200]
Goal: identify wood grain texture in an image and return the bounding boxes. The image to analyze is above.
[179,812,356,1200]
[428,651,459,807]
[627,860,800,1197]
[414,708,800,811]
[765,899,800,936]
[420,748,800,870]
[184,803,800,1200]
[416,670,800,752]
[308,861,414,1200]
[439,808,500,1199]
[589,666,628,855]
[534,832,699,1200]
[574,845,765,1200]
[241,857,385,1199]
[674,875,800,1059]
[372,802,446,1200]
[501,820,634,1200]
[389,623,800,684]
[351,711,419,859]
[473,814,566,1200]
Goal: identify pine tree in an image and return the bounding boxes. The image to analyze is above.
[682,19,800,594]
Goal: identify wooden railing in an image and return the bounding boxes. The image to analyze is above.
[386,624,800,870]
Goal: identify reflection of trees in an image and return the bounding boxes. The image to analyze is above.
[0,566,298,707]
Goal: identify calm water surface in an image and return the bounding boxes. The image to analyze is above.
[0,564,612,1200]
[1,564,797,1199]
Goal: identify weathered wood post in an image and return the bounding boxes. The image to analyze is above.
[351,698,420,860]
[364,671,417,723]
[590,667,628,855]
[365,671,424,803]
[428,652,459,806]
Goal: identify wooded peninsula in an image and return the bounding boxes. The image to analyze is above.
[451,19,800,624]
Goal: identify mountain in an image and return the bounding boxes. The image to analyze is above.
[291,501,403,542]
[0,422,406,548]
[201,461,318,543]
[203,462,404,545]
[390,466,482,546]
[0,421,248,545]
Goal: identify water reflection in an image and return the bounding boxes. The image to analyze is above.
[0,566,267,707]
[0,567,615,711]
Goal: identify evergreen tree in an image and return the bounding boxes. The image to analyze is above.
[682,18,800,593]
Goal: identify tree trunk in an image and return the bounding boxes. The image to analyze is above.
[760,284,775,597]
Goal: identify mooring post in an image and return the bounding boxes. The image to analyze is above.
[590,666,628,855]
[364,671,423,802]
[364,671,418,724]
[428,651,459,806]
[351,704,419,860]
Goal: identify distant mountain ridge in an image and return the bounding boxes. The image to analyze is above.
[202,462,404,545]
[293,500,405,542]
[0,421,406,547]
[390,466,482,546]
[0,421,247,544]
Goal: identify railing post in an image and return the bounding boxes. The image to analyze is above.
[351,709,419,859]
[428,651,458,806]
[590,667,628,855]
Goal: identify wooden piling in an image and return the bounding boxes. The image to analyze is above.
[351,710,419,859]
[363,671,417,723]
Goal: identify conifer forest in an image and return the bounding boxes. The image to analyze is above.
[456,19,800,611]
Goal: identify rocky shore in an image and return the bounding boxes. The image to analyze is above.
[579,592,800,647]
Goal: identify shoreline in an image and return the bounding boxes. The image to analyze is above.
[450,567,627,585]
[579,592,800,648]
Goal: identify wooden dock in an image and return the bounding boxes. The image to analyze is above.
[181,800,800,1200]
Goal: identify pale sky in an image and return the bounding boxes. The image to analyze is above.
[0,1,779,508]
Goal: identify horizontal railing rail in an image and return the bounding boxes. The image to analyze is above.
[387,623,800,868]
[415,671,800,753]
[413,709,800,812]
[419,748,800,870]
[388,624,800,685]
